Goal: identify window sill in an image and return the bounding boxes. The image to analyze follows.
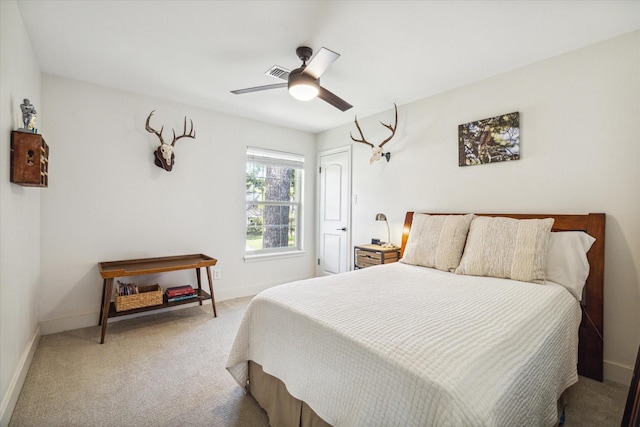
[243,250,306,263]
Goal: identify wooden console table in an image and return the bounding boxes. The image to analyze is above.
[98,253,217,344]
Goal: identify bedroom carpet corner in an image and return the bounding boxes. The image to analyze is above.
[8,296,626,427]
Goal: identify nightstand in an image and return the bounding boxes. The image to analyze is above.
[354,244,400,269]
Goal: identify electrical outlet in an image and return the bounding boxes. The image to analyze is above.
[213,269,221,280]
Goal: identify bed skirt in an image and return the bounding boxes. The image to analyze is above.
[248,360,569,427]
[249,361,331,427]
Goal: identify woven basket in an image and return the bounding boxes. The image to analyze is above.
[114,284,163,312]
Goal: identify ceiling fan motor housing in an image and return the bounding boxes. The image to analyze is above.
[288,68,318,87]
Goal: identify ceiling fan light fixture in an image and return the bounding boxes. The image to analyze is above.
[289,82,319,101]
[288,68,319,101]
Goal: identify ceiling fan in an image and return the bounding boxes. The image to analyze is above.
[231,46,353,112]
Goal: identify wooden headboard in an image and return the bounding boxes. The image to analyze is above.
[401,212,606,382]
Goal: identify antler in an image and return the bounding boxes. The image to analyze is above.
[350,103,398,148]
[379,103,398,148]
[171,116,196,146]
[350,116,374,147]
[145,110,165,144]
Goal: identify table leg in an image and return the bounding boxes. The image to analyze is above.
[99,279,106,326]
[100,278,114,344]
[196,267,203,306]
[206,266,217,317]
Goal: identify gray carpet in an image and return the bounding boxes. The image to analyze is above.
[9,296,628,426]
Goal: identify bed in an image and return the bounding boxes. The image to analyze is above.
[226,212,605,426]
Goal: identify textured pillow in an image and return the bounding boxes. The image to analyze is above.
[400,214,475,272]
[545,231,595,300]
[455,216,554,283]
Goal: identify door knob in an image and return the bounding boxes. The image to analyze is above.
[336,227,347,231]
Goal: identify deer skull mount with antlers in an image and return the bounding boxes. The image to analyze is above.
[350,104,398,164]
[145,110,196,171]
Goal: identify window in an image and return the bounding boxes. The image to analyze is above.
[246,147,304,257]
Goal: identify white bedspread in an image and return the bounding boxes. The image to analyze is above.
[226,262,581,426]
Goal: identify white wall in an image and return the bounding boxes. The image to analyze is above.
[318,31,640,384]
[0,2,43,425]
[38,75,317,333]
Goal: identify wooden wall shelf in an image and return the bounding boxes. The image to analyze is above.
[10,131,49,187]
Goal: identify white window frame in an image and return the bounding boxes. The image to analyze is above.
[244,147,304,261]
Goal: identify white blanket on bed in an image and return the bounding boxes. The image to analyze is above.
[226,263,581,427]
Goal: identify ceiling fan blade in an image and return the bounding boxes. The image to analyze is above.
[231,83,287,95]
[317,86,353,112]
[303,47,340,79]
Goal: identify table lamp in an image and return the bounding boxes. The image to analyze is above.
[375,213,392,247]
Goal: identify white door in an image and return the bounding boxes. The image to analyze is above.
[317,147,351,276]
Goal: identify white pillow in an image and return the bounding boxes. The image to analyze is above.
[455,216,554,284]
[400,214,475,272]
[545,231,595,300]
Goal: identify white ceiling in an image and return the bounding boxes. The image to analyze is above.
[16,0,640,134]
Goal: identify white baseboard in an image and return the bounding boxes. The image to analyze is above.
[39,312,97,335]
[216,282,276,302]
[0,326,40,427]
[604,359,633,386]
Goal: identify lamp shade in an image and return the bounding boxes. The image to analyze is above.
[288,69,319,101]
[289,84,318,101]
[375,213,387,221]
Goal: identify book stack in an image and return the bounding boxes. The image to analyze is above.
[165,285,197,302]
[117,280,139,296]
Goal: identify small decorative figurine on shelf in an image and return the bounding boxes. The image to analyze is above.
[19,99,38,133]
